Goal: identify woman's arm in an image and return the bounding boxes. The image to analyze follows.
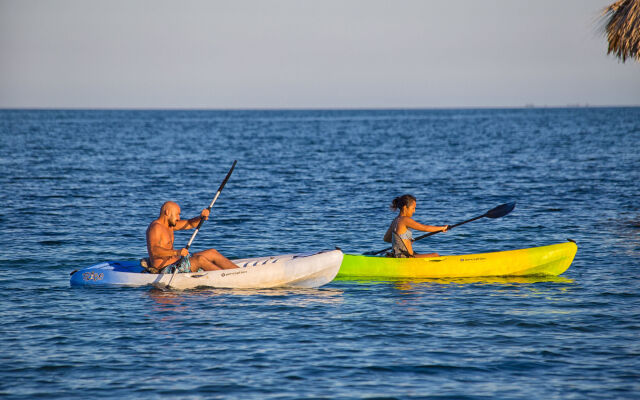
[405,217,448,233]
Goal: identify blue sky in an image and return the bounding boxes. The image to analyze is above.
[1,0,639,108]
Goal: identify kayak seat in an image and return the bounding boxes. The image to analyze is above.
[140,258,161,274]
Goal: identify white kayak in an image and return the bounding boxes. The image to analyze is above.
[70,249,343,290]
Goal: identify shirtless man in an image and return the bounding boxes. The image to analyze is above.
[146,201,238,273]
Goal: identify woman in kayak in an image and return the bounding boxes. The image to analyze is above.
[383,194,449,258]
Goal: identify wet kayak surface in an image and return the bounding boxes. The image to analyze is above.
[1,108,639,399]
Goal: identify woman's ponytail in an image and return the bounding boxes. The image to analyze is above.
[390,194,416,211]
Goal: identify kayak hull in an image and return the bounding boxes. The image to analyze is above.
[70,250,343,289]
[337,242,577,278]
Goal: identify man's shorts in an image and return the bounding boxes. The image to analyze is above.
[160,255,192,274]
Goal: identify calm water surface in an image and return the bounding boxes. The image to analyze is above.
[1,108,639,399]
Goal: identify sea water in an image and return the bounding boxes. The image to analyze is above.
[0,108,639,399]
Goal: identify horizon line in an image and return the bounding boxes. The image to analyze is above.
[1,104,639,112]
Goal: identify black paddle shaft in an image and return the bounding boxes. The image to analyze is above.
[364,202,516,256]
[185,160,237,250]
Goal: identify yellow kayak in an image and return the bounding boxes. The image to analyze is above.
[337,241,577,278]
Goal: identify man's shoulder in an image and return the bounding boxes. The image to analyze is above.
[147,220,169,235]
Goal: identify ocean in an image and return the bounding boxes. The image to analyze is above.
[1,108,639,399]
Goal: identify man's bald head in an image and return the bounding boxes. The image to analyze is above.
[160,201,180,216]
[160,201,181,227]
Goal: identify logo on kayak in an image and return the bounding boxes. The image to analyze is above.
[460,257,487,262]
[82,271,104,281]
[221,270,247,278]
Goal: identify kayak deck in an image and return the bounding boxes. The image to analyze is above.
[70,250,343,289]
[337,242,577,279]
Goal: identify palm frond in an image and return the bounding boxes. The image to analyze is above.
[602,0,640,62]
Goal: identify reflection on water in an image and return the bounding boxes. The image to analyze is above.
[148,288,190,306]
[334,275,574,289]
[146,286,346,336]
[147,286,345,307]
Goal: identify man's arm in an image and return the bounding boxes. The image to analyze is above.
[174,209,210,231]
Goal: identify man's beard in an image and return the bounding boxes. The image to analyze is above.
[169,219,177,227]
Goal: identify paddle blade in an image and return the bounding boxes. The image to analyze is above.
[485,202,516,219]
